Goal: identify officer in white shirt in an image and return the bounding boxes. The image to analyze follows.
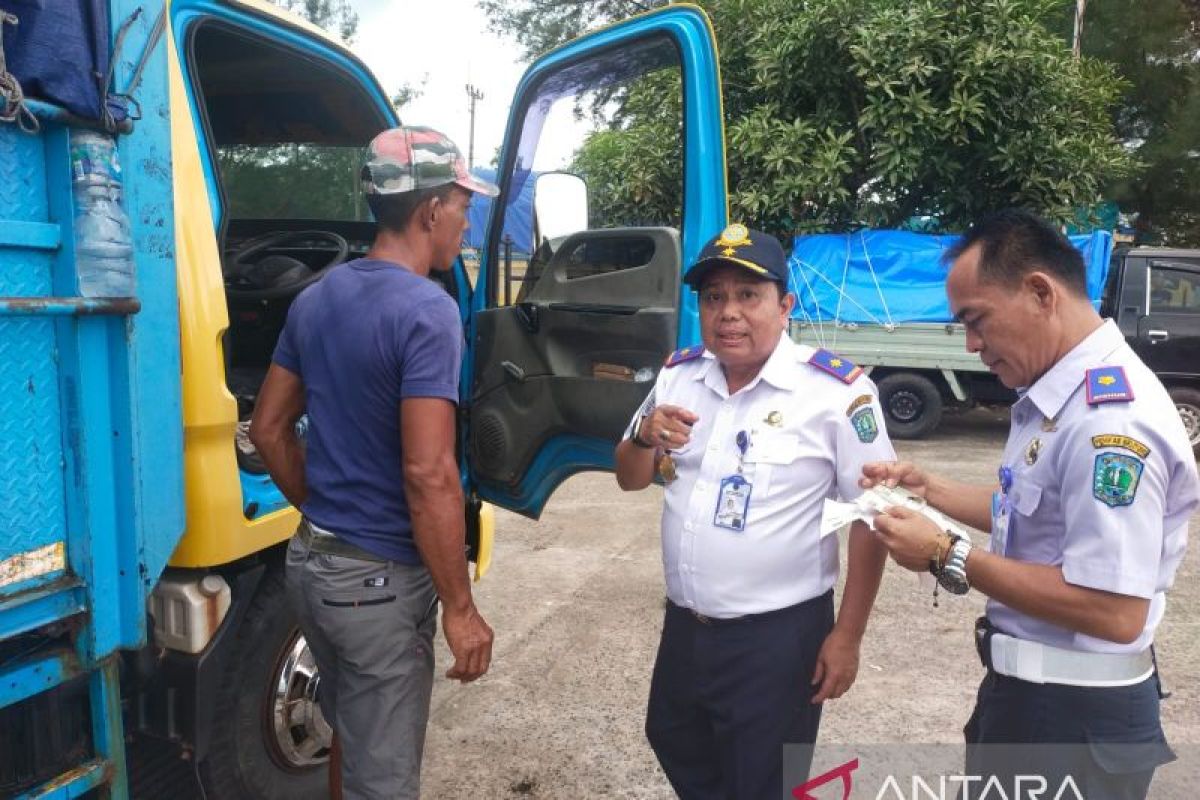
[863,210,1199,799]
[615,225,897,800]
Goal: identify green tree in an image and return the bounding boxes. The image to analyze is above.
[270,0,359,43]
[478,0,666,61]
[1069,0,1200,245]
[486,0,1134,236]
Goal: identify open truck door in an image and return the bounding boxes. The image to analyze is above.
[468,6,726,517]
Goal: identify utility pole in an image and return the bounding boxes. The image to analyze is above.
[465,83,484,169]
[1072,0,1088,59]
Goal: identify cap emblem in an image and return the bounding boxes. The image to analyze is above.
[717,224,752,253]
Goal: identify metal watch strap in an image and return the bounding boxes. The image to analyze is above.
[940,537,972,595]
[630,415,655,449]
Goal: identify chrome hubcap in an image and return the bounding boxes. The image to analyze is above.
[269,631,331,769]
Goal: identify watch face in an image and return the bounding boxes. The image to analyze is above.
[938,567,970,595]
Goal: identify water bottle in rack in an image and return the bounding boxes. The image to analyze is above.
[69,130,136,297]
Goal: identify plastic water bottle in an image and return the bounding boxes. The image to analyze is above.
[69,130,135,297]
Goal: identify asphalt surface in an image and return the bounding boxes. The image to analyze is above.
[421,407,1200,798]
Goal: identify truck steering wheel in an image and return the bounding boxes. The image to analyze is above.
[224,230,350,301]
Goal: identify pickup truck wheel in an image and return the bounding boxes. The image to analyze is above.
[198,566,330,799]
[1168,387,1200,457]
[877,373,943,439]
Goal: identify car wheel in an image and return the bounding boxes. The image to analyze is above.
[876,372,944,440]
[1168,386,1200,459]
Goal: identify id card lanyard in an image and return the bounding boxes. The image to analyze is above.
[991,465,1013,555]
[714,430,753,532]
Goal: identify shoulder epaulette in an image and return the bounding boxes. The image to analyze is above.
[664,345,705,368]
[807,348,863,384]
[1085,366,1135,405]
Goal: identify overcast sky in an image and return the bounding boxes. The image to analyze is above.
[350,0,530,171]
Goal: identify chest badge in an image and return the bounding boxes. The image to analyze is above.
[1024,437,1042,466]
[764,410,783,428]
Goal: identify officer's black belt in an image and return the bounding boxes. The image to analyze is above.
[297,518,388,563]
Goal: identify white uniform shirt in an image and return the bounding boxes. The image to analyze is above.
[988,320,1199,653]
[626,335,897,618]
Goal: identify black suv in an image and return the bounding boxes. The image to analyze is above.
[1104,247,1200,457]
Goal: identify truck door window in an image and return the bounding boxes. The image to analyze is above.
[1149,266,1200,314]
[187,20,391,477]
[493,35,683,305]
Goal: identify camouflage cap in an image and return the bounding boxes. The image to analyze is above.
[362,126,499,197]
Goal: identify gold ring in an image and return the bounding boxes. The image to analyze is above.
[658,429,671,441]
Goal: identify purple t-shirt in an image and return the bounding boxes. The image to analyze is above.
[272,258,463,563]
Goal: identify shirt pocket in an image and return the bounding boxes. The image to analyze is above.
[1011,484,1043,517]
[744,432,799,501]
[1007,483,1043,546]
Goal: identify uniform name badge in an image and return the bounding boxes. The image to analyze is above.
[714,474,752,532]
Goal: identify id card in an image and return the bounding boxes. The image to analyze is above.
[990,490,1009,556]
[713,474,752,532]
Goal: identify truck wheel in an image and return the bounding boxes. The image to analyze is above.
[1168,387,1200,458]
[198,565,330,799]
[877,373,943,439]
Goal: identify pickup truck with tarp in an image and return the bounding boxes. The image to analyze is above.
[788,231,1200,455]
[0,1,728,796]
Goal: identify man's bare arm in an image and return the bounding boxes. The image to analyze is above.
[249,364,308,508]
[401,397,493,682]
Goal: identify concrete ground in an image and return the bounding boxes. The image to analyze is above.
[422,408,1200,798]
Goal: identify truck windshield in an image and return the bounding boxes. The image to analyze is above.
[216,144,370,221]
[191,21,388,223]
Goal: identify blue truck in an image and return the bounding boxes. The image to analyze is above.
[0,1,727,796]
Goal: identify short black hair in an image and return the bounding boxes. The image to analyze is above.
[944,209,1088,297]
[367,183,459,233]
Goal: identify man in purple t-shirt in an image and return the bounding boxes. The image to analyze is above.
[250,126,498,800]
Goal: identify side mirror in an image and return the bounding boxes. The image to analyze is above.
[533,172,588,245]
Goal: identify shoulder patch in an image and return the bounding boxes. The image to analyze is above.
[1091,434,1151,459]
[850,406,879,443]
[1093,452,1144,507]
[1085,366,1134,405]
[664,345,704,368]
[846,394,872,417]
[808,348,863,384]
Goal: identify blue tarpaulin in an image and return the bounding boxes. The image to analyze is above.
[0,0,117,121]
[465,167,535,254]
[789,230,1113,324]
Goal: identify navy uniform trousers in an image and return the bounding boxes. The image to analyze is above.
[645,590,834,800]
[964,670,1175,800]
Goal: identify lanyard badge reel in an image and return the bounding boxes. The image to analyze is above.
[714,430,753,532]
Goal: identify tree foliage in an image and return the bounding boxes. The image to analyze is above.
[1070,0,1200,245]
[270,0,359,43]
[478,0,666,62]
[484,0,1135,237]
[569,71,684,228]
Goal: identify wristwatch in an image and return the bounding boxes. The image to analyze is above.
[937,536,973,595]
[630,415,655,449]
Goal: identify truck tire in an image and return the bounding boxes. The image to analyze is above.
[876,372,943,440]
[1168,386,1200,458]
[197,565,329,799]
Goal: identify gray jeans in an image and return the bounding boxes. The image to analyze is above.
[286,534,438,800]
